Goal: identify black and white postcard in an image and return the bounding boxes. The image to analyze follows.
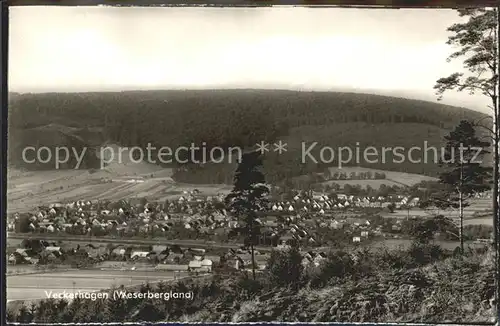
[5,5,498,324]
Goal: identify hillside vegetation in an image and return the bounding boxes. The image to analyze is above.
[8,90,489,183]
[7,244,495,323]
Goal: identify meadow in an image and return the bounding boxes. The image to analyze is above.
[7,269,185,302]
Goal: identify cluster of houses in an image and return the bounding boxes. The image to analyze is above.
[270,193,420,214]
[8,237,347,275]
[7,238,276,274]
[7,189,425,250]
[8,192,230,237]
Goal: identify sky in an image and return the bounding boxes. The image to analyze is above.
[9,6,493,113]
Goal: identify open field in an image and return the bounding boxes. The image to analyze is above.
[321,179,406,188]
[381,213,493,225]
[369,238,488,251]
[381,198,492,224]
[7,144,232,213]
[5,264,77,276]
[381,209,492,220]
[7,171,234,214]
[463,218,494,226]
[7,269,185,302]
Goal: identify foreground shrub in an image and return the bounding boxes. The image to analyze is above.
[233,251,494,323]
[266,245,304,290]
[407,242,447,267]
[307,250,355,288]
[7,246,494,323]
[237,277,264,299]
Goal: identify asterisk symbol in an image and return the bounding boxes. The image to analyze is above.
[255,141,270,154]
[273,140,288,154]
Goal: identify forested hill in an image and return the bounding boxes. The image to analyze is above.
[8,90,489,182]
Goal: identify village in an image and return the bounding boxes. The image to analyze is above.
[9,183,485,276]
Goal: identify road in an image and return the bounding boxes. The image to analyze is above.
[7,233,274,252]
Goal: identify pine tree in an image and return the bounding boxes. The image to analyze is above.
[267,243,304,291]
[411,215,459,244]
[435,8,499,250]
[225,150,270,280]
[430,120,492,253]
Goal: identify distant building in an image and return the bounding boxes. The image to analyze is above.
[188,260,211,273]
[130,251,149,260]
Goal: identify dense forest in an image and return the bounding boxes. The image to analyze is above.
[8,90,489,183]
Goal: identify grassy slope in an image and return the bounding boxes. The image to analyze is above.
[181,250,495,323]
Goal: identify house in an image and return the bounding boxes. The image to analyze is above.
[44,246,62,257]
[190,248,206,255]
[201,259,213,272]
[188,260,204,271]
[232,253,268,270]
[203,255,221,264]
[130,251,149,260]
[111,248,126,258]
[235,253,252,265]
[409,197,420,206]
[39,250,61,263]
[346,217,368,225]
[301,256,312,267]
[313,253,326,266]
[352,236,361,243]
[228,221,240,228]
[329,220,343,229]
[265,220,278,227]
[8,249,32,264]
[49,203,64,208]
[224,256,245,270]
[392,225,402,232]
